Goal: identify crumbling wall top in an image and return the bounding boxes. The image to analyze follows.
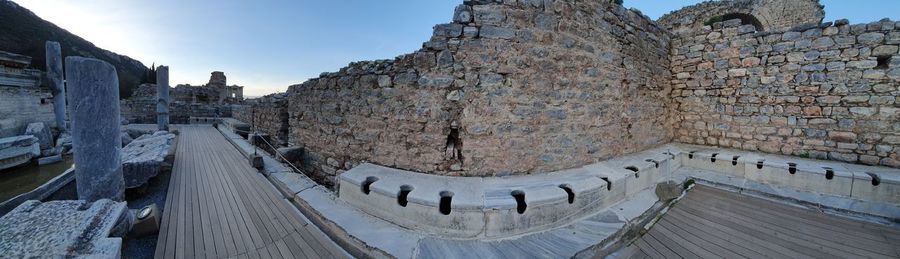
[658,0,825,35]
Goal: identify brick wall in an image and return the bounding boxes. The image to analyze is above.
[670,19,900,167]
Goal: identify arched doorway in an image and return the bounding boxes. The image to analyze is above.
[722,13,764,31]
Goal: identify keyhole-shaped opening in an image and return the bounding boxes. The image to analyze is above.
[732,156,740,166]
[645,159,659,168]
[866,173,881,186]
[361,176,379,195]
[625,166,639,178]
[823,168,834,180]
[788,163,797,174]
[559,184,575,204]
[397,185,413,207]
[439,191,454,215]
[757,159,764,169]
[511,190,527,214]
[711,153,719,163]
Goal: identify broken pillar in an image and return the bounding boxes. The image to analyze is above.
[65,57,125,202]
[46,41,67,132]
[156,65,169,131]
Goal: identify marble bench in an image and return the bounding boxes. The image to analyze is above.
[338,147,681,238]
[340,143,899,238]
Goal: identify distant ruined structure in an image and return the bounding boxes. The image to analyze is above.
[232,0,899,188]
[0,50,53,138]
[122,71,244,124]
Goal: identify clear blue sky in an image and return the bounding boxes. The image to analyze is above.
[14,0,898,96]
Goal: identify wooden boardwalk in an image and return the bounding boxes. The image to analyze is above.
[154,126,346,259]
[618,185,900,259]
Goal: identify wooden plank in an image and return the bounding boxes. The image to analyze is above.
[679,195,879,258]
[694,186,892,242]
[303,222,348,258]
[646,230,701,259]
[674,199,837,258]
[651,223,720,259]
[267,244,284,259]
[693,186,892,244]
[156,127,184,259]
[211,146,266,251]
[185,129,199,259]
[655,214,748,259]
[633,240,665,259]
[221,150,280,245]
[663,205,809,259]
[201,138,239,257]
[639,231,680,259]
[664,208,791,258]
[274,239,296,259]
[684,191,897,258]
[256,244,274,259]
[283,231,312,259]
[155,126,346,258]
[206,145,255,255]
[199,143,227,258]
[684,191,896,255]
[195,130,218,259]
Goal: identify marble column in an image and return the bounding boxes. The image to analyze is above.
[45,41,67,132]
[156,66,169,131]
[65,57,124,202]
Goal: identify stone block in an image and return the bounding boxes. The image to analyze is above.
[37,154,61,165]
[872,45,898,56]
[0,199,128,258]
[858,32,885,44]
[121,132,176,189]
[849,170,900,205]
[24,122,51,150]
[0,135,40,170]
[479,26,516,39]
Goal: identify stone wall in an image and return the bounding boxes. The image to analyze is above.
[288,0,674,186]
[233,93,289,147]
[658,0,825,35]
[670,18,900,167]
[121,83,235,124]
[0,86,54,138]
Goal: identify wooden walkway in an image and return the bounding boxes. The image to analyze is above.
[618,185,900,259]
[154,125,346,259]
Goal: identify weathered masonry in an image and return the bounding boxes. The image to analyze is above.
[271,0,899,187]
[121,71,245,124]
[289,0,673,185]
[664,7,900,167]
[0,50,54,138]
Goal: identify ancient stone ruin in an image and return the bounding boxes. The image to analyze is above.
[121,71,245,124]
[226,1,899,256]
[234,0,893,190]
[1,0,898,258]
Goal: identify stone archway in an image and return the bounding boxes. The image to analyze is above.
[722,12,764,31]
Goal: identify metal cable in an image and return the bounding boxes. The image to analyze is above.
[224,124,306,175]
